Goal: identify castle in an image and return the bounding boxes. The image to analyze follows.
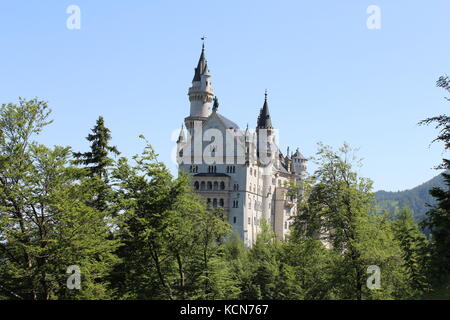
[176,44,308,246]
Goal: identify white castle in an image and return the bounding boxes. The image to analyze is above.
[176,44,308,246]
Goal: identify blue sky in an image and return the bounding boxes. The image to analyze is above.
[0,0,449,191]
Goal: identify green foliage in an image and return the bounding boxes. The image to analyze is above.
[292,143,418,300]
[0,99,119,300]
[73,116,120,212]
[419,86,450,291]
[1,95,445,301]
[391,207,430,296]
[110,139,235,300]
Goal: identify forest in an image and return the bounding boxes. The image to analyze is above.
[0,77,449,300]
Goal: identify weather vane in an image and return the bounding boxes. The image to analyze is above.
[201,35,207,48]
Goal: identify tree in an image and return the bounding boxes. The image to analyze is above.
[293,143,411,299]
[418,75,450,289]
[73,116,119,212]
[0,99,119,300]
[111,138,234,300]
[392,207,429,296]
[281,237,337,300]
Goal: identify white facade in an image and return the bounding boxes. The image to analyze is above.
[177,46,308,246]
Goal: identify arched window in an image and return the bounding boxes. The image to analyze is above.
[194,181,199,190]
[220,181,225,190]
[213,181,219,190]
[207,182,212,190]
[201,181,206,190]
[219,199,224,207]
[213,199,218,207]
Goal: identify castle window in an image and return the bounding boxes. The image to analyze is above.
[248,217,251,225]
[233,184,239,191]
[201,181,206,190]
[220,181,225,190]
[233,217,237,224]
[194,181,199,190]
[207,182,212,190]
[219,199,224,207]
[213,198,218,207]
[213,181,219,190]
[208,166,217,173]
[207,198,211,206]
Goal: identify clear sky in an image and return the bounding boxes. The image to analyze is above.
[0,0,449,191]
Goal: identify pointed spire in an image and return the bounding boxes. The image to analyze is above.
[203,62,210,76]
[177,123,185,143]
[245,123,250,136]
[257,90,273,129]
[193,44,207,82]
[213,96,219,112]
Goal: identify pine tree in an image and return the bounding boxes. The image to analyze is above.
[418,76,450,290]
[392,207,429,296]
[73,116,119,212]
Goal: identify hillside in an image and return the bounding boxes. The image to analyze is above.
[375,172,446,221]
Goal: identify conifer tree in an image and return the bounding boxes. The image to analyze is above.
[418,75,450,290]
[73,116,119,212]
[392,207,429,296]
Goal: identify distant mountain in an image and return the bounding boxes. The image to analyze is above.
[374,172,446,222]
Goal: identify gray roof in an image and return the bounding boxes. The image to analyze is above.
[217,114,239,129]
[257,93,273,129]
[193,46,206,82]
[292,149,307,160]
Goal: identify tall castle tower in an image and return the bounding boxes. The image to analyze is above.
[185,44,215,134]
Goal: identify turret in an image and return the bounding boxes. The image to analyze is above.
[292,148,308,179]
[256,91,275,165]
[176,124,187,165]
[185,44,215,132]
